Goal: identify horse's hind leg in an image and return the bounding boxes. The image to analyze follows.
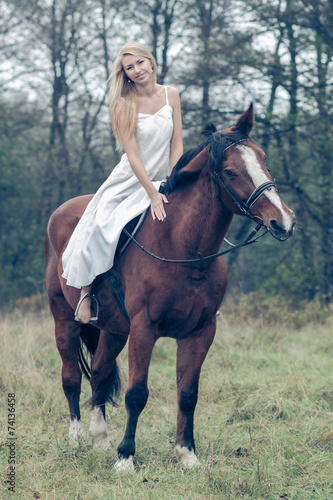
[54,316,84,443]
[89,331,128,450]
[175,320,216,467]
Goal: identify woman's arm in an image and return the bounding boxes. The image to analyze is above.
[168,86,183,172]
[117,102,168,221]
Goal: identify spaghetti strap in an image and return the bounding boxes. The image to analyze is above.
[164,86,169,106]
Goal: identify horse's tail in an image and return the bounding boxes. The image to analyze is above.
[78,324,121,407]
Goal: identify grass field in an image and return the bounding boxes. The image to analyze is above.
[1,297,333,499]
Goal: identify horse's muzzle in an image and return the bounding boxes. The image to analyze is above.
[268,215,296,241]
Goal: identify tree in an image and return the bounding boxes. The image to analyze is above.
[1,0,333,304]
[0,96,49,302]
[225,0,333,303]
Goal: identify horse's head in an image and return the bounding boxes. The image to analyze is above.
[165,104,295,241]
[209,105,295,241]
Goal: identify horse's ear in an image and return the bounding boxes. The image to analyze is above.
[233,103,254,136]
[202,123,217,137]
[181,148,209,174]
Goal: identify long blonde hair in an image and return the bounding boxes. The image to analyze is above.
[109,42,157,150]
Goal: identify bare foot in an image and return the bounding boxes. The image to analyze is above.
[75,287,91,324]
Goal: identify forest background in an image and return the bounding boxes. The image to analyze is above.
[0,0,332,308]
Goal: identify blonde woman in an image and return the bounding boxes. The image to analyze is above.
[62,42,183,323]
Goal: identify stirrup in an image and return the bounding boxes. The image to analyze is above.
[74,293,99,323]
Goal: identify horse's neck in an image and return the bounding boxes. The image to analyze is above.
[169,175,233,255]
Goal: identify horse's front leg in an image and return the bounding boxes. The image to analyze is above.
[175,319,216,467]
[116,315,155,472]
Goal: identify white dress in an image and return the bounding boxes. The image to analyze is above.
[62,86,173,288]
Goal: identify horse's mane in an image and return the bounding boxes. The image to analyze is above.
[162,125,250,194]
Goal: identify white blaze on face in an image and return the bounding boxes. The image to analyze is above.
[236,144,291,229]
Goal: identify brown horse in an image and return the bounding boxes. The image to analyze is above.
[45,105,295,471]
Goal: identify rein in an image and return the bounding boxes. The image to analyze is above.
[121,134,274,268]
[123,224,268,268]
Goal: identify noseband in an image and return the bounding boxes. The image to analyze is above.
[211,137,276,221]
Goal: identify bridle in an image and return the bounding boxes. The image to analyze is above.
[211,137,276,222]
[121,136,276,268]
[212,171,276,221]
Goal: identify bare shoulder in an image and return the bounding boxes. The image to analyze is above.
[165,85,180,107]
[166,85,179,99]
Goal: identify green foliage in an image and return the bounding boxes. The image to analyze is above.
[1,0,333,305]
[0,98,48,302]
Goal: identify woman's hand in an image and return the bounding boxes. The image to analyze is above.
[150,190,168,221]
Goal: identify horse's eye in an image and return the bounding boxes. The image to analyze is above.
[224,169,237,179]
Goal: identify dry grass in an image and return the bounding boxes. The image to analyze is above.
[0,299,333,499]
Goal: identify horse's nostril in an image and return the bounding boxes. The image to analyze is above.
[270,220,286,234]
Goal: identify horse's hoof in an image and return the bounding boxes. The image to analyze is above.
[174,445,200,467]
[68,418,85,446]
[89,407,109,450]
[93,436,109,450]
[114,456,135,472]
